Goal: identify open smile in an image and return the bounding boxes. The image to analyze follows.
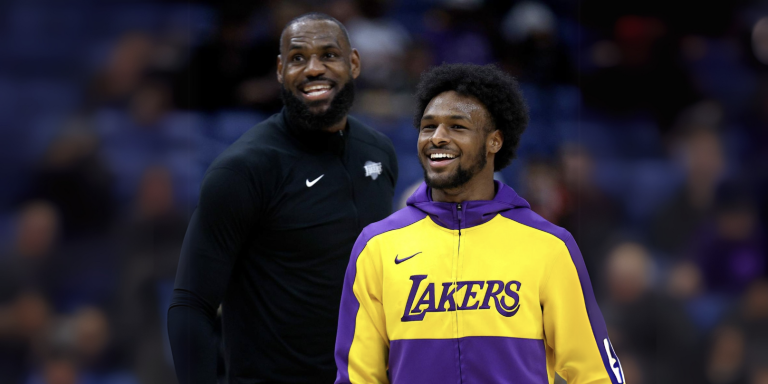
[300,82,335,101]
[426,151,460,170]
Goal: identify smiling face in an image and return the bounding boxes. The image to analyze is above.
[277,19,360,130]
[418,91,502,194]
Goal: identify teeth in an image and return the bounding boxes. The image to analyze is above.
[304,85,331,92]
[430,153,456,160]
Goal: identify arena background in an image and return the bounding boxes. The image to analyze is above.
[1,0,767,383]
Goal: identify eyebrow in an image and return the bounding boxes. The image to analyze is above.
[421,114,471,121]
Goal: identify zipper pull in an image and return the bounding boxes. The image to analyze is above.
[457,203,462,232]
[338,130,344,137]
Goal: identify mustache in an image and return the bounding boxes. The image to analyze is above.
[424,145,456,152]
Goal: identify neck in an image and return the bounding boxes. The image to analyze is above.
[322,116,348,133]
[431,167,497,203]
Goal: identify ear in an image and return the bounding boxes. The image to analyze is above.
[276,55,284,84]
[350,48,361,79]
[488,129,503,154]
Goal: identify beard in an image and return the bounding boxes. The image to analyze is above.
[280,80,355,132]
[422,142,488,190]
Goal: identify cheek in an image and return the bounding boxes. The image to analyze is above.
[417,137,428,153]
[284,68,302,84]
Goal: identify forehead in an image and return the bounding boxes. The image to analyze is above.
[282,19,345,50]
[423,91,489,120]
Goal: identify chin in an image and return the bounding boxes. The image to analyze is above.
[306,104,331,115]
[425,174,456,189]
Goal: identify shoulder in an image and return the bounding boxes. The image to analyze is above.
[498,207,574,246]
[352,206,427,255]
[207,113,299,179]
[347,115,396,156]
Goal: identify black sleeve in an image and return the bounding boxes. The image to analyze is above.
[168,167,261,384]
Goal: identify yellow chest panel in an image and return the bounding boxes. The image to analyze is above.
[375,215,567,342]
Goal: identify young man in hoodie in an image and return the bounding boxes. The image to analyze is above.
[334,64,624,384]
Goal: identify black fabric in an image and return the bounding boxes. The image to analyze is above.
[168,109,397,384]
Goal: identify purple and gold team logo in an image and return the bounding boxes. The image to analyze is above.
[401,274,523,322]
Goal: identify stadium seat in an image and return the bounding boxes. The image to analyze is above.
[212,110,266,144]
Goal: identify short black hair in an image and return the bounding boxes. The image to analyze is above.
[414,63,529,171]
[280,12,351,52]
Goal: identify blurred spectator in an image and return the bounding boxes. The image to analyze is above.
[36,354,80,384]
[128,79,173,128]
[345,0,411,89]
[87,33,155,110]
[174,3,295,113]
[0,292,51,384]
[402,40,435,89]
[690,181,766,295]
[666,261,704,301]
[706,325,748,384]
[753,367,768,384]
[520,159,566,224]
[338,0,416,119]
[423,7,494,66]
[237,2,308,113]
[581,16,699,130]
[26,307,136,384]
[114,166,185,384]
[739,280,768,371]
[0,201,59,299]
[174,9,256,111]
[557,144,621,278]
[72,308,111,366]
[0,201,60,383]
[500,1,574,84]
[601,242,701,384]
[613,351,643,384]
[650,127,725,257]
[665,260,729,332]
[27,130,115,239]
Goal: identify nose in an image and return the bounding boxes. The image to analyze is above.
[430,124,451,146]
[304,55,325,77]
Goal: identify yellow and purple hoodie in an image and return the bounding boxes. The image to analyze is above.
[335,181,624,384]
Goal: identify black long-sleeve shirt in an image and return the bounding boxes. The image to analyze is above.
[168,109,397,384]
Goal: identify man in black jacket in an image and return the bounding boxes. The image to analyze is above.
[167,13,398,384]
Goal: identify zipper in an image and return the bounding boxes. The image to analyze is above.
[456,202,464,383]
[457,203,462,231]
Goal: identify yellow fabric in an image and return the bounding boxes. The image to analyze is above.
[346,214,615,384]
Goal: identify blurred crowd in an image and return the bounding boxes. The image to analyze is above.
[1,0,767,383]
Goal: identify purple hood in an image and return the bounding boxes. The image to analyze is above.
[405,180,531,230]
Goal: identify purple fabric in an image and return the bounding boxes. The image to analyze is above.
[337,180,619,383]
[500,208,621,384]
[389,337,547,384]
[406,181,531,230]
[334,207,428,384]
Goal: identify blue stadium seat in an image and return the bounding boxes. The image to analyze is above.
[19,80,81,116]
[594,159,683,225]
[163,3,217,47]
[212,111,266,144]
